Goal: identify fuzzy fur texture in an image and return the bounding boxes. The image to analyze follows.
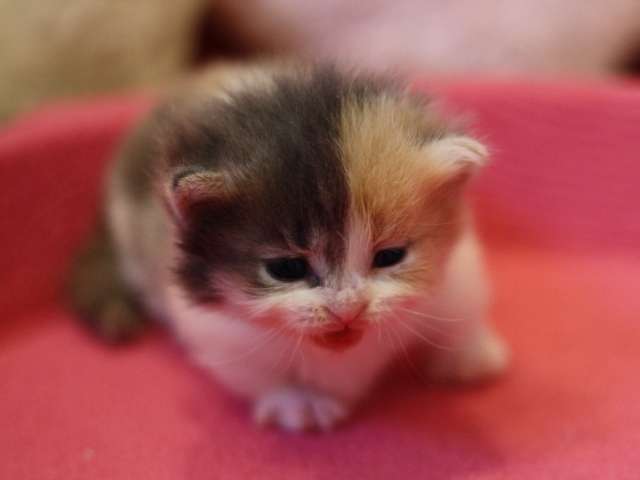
[70,63,508,431]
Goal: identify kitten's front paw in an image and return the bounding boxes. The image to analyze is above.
[424,327,509,384]
[254,387,349,432]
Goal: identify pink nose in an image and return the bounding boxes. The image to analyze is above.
[327,303,366,325]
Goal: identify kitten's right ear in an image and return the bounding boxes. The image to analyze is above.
[165,168,234,223]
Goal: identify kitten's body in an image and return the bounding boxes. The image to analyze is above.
[70,63,507,431]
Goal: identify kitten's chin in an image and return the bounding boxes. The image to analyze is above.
[309,327,364,352]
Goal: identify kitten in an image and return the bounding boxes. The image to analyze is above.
[69,62,508,432]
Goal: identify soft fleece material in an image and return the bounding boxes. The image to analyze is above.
[1,79,640,479]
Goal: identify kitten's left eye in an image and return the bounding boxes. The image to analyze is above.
[373,248,405,268]
[266,258,308,281]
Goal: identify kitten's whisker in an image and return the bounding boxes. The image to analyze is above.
[404,219,464,228]
[381,304,455,338]
[396,310,467,341]
[403,317,455,338]
[376,322,384,345]
[388,323,425,380]
[387,304,467,342]
[266,329,297,377]
[205,326,284,366]
[389,310,458,351]
[280,331,304,375]
[397,307,465,323]
[383,326,399,358]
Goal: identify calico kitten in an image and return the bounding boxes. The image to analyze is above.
[69,63,508,431]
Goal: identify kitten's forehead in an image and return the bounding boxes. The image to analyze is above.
[221,70,444,254]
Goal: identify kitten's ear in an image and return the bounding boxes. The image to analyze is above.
[428,136,488,179]
[166,168,233,222]
[423,136,489,201]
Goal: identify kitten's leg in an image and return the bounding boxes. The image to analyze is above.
[250,339,390,431]
[420,229,509,384]
[254,386,350,432]
[422,319,509,384]
[67,221,144,342]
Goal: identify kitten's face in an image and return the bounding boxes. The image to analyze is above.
[233,207,460,350]
[161,68,486,350]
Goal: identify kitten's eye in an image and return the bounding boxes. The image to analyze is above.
[266,258,308,281]
[372,248,405,269]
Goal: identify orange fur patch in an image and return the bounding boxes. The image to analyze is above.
[339,94,469,288]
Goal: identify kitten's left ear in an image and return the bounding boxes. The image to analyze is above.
[428,136,489,180]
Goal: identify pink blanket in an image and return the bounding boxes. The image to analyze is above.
[2,79,639,479]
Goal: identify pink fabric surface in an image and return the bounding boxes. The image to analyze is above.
[1,79,639,479]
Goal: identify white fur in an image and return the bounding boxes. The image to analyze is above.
[156,214,508,431]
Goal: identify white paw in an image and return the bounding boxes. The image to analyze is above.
[424,328,509,384]
[254,387,350,432]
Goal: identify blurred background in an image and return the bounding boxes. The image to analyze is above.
[1,0,640,122]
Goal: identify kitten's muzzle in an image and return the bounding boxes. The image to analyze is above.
[310,304,367,351]
[310,327,364,351]
[325,303,366,329]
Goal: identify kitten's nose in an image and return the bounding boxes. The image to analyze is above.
[327,302,366,326]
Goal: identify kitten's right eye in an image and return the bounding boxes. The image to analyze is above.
[266,258,308,281]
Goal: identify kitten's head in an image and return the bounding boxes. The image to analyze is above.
[158,67,487,350]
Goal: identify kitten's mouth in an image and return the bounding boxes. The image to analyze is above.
[310,327,364,351]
